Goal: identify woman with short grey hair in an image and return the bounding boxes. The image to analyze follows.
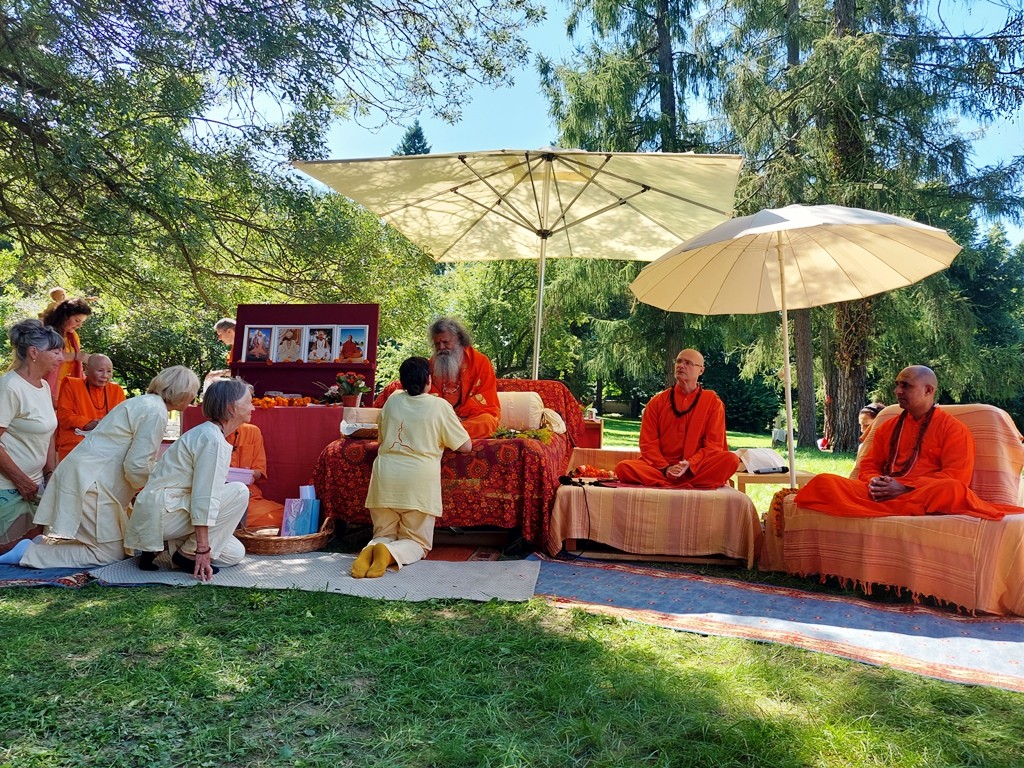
[124,378,253,581]
[0,319,63,546]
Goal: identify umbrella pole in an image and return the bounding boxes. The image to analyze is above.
[777,237,798,489]
[531,244,546,380]
[530,158,554,380]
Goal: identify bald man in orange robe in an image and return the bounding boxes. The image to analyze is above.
[614,349,740,489]
[795,365,1012,520]
[428,317,500,440]
[56,354,126,459]
[228,423,285,529]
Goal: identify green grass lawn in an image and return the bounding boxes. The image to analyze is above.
[2,588,1021,768]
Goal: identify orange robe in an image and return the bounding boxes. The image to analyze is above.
[44,329,83,405]
[614,386,739,489]
[429,346,500,439]
[795,407,1013,519]
[229,423,285,528]
[56,377,127,459]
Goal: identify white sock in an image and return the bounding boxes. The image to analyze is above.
[0,538,32,565]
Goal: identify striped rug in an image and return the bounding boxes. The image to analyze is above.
[533,554,1024,692]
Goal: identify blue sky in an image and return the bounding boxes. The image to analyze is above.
[325,1,1023,243]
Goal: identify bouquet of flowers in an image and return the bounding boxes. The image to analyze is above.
[315,372,371,404]
[337,372,370,396]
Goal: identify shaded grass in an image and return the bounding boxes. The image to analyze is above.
[1,587,1021,767]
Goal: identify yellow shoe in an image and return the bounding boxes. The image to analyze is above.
[351,544,374,578]
[366,542,394,578]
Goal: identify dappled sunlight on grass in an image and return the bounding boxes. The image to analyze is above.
[1,587,1022,767]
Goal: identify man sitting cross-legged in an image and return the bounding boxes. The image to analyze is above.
[614,348,740,489]
[795,365,1016,520]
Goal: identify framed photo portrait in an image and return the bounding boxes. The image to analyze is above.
[242,325,273,362]
[305,326,336,362]
[336,325,369,363]
[272,326,305,363]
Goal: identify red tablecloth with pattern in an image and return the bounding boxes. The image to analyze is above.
[313,380,583,545]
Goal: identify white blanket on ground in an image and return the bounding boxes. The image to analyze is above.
[89,552,539,602]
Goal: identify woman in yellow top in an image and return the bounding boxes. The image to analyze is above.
[40,298,92,406]
[353,356,472,578]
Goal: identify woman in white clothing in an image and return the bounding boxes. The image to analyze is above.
[0,320,63,546]
[7,366,201,569]
[124,378,252,581]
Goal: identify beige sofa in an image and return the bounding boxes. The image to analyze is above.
[547,447,762,567]
[761,404,1024,615]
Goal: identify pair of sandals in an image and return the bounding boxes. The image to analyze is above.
[138,549,219,575]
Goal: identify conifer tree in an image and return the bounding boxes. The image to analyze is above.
[393,120,432,156]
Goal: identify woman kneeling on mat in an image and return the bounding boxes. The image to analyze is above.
[5,365,200,569]
[353,356,471,578]
[124,378,252,582]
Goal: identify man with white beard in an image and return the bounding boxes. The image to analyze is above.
[428,317,500,440]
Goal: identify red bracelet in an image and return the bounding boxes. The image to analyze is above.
[194,547,212,555]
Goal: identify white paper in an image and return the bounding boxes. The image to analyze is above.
[343,406,381,424]
[340,419,379,438]
[226,467,255,485]
[299,485,316,500]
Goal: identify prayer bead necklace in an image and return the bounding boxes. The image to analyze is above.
[85,382,109,414]
[669,385,703,418]
[883,405,936,477]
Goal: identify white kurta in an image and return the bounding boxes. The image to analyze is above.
[22,394,169,568]
[124,420,247,561]
[365,392,470,517]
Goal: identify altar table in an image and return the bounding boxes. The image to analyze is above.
[182,405,344,502]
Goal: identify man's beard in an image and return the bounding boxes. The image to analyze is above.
[433,345,465,383]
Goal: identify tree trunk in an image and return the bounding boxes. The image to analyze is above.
[785,0,819,448]
[821,361,836,450]
[792,309,817,448]
[819,0,871,454]
[829,299,872,452]
[654,0,678,152]
[664,314,685,384]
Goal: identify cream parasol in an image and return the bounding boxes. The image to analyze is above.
[629,203,963,487]
[294,148,743,378]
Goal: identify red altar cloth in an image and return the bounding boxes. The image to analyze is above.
[314,380,584,545]
[182,405,344,503]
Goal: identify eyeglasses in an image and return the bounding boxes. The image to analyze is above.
[676,360,704,369]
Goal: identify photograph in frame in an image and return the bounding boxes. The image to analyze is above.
[242,325,273,362]
[272,326,306,363]
[305,326,336,362]
[336,325,370,363]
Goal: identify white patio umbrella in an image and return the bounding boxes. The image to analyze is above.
[629,203,963,488]
[294,148,743,378]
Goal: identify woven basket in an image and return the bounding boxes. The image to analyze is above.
[235,517,335,555]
